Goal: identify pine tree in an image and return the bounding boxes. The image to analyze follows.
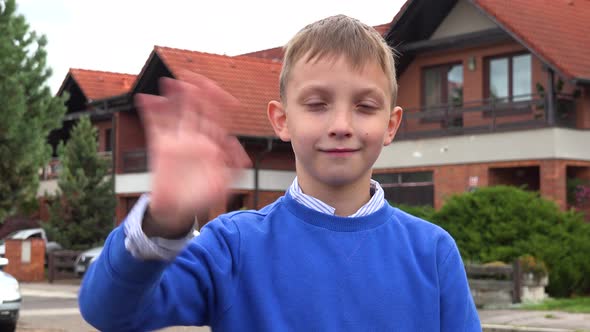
[45,116,115,249]
[0,0,67,222]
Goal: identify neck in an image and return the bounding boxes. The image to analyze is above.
[297,175,372,216]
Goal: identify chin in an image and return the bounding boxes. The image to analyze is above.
[316,171,368,188]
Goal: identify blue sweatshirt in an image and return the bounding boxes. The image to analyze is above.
[79,192,481,331]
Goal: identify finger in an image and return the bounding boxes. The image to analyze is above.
[162,76,231,143]
[135,93,177,140]
[223,136,252,169]
[177,70,241,123]
[160,77,207,134]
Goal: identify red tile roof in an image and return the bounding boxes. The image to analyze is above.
[67,69,136,101]
[373,23,392,36]
[239,23,392,61]
[155,46,281,137]
[240,47,284,61]
[473,0,590,80]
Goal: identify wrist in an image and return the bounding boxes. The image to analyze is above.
[142,205,195,239]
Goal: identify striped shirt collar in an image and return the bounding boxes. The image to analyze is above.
[288,177,385,218]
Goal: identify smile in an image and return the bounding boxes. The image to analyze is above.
[319,148,360,156]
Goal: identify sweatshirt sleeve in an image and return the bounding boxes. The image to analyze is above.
[78,213,241,331]
[438,234,482,332]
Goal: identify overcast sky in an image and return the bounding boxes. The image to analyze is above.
[15,0,406,94]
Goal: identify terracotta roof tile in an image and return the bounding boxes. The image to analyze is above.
[155,46,281,137]
[69,69,136,101]
[473,0,590,80]
[239,23,392,61]
[373,22,392,36]
[240,47,284,61]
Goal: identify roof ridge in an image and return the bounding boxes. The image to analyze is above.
[154,45,282,66]
[154,45,232,59]
[70,68,137,77]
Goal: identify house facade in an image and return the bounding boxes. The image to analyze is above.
[39,0,590,226]
[374,0,590,216]
[45,50,296,226]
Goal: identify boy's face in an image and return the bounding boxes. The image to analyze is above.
[268,55,402,190]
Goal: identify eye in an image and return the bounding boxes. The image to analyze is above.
[356,103,379,113]
[304,102,328,112]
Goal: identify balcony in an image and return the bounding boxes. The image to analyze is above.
[122,149,148,173]
[397,94,577,140]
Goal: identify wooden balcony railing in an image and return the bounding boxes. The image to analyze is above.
[397,94,577,140]
[122,149,148,173]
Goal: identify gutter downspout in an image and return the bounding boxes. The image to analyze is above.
[547,68,556,126]
[253,138,273,209]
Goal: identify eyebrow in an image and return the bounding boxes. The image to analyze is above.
[298,84,333,97]
[354,87,386,104]
[298,84,385,98]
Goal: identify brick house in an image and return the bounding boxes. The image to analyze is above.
[38,69,135,221]
[47,49,296,226]
[41,1,590,225]
[372,0,590,216]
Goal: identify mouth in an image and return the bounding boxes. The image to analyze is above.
[319,148,360,156]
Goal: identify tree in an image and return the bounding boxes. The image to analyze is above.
[44,116,115,249]
[0,0,67,222]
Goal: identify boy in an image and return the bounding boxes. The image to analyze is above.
[79,15,481,331]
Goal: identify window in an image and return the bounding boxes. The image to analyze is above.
[373,171,434,207]
[105,128,112,152]
[423,63,463,108]
[487,53,531,102]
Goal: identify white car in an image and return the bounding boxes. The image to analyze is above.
[74,246,103,277]
[0,258,21,331]
[0,228,62,258]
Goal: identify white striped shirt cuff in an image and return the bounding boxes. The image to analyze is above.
[123,194,195,261]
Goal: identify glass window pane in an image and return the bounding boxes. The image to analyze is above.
[424,68,442,107]
[373,173,395,185]
[512,54,532,101]
[489,58,509,102]
[447,64,463,107]
[401,171,433,183]
[383,185,434,207]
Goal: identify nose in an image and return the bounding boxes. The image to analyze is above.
[328,108,353,138]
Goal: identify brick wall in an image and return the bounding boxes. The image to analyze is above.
[395,40,584,133]
[378,159,590,210]
[115,111,146,173]
[576,86,590,129]
[539,160,567,210]
[4,238,45,282]
[93,120,112,152]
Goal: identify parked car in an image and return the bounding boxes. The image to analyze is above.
[74,246,103,277]
[0,258,21,332]
[0,228,62,259]
[73,229,200,277]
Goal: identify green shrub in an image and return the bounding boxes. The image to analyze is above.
[395,204,436,221]
[431,186,590,297]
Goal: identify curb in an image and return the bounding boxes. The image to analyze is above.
[20,289,78,299]
[482,324,577,332]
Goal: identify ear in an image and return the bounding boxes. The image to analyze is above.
[383,106,403,146]
[267,100,291,142]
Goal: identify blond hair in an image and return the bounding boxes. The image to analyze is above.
[279,15,398,107]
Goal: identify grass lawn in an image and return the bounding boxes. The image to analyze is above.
[521,297,590,313]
